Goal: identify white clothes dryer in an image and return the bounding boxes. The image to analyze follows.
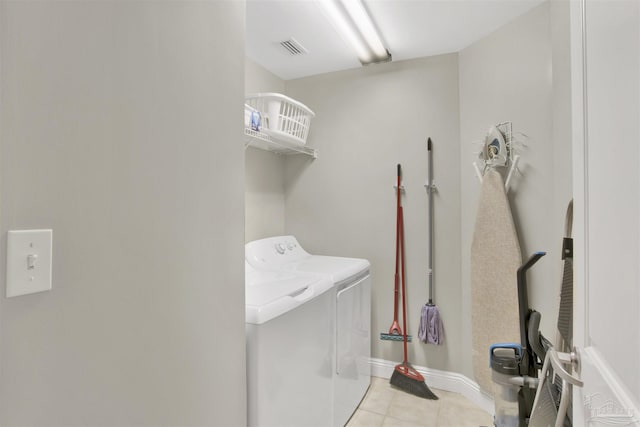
[245,262,334,427]
[246,236,371,427]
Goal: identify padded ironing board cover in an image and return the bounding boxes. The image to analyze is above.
[471,168,522,393]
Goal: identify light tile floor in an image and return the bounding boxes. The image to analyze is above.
[346,377,494,427]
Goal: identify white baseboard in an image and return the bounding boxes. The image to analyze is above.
[369,358,495,415]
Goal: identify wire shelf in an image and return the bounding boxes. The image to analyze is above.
[244,128,317,159]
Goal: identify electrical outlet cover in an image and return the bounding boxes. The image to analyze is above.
[6,229,53,297]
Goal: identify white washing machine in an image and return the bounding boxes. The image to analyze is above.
[245,261,334,427]
[246,236,371,427]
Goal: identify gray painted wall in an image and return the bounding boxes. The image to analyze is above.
[245,60,287,243]
[0,2,246,425]
[284,54,462,373]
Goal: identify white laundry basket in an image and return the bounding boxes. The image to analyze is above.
[245,93,315,146]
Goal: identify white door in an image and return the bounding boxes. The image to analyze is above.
[571,0,640,425]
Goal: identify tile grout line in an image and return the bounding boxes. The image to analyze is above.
[349,379,492,426]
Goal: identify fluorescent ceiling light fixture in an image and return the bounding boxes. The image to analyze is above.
[318,0,391,65]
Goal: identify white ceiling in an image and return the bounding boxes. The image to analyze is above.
[246,0,545,80]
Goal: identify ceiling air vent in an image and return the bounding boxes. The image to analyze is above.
[279,37,308,56]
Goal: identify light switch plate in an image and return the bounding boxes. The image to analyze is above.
[6,229,53,297]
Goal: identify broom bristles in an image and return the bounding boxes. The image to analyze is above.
[390,364,438,400]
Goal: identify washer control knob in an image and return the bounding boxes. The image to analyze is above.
[286,242,294,250]
[275,243,286,254]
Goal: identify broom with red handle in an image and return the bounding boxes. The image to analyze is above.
[389,174,438,400]
[381,164,411,341]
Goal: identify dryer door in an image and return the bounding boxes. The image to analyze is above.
[335,273,371,427]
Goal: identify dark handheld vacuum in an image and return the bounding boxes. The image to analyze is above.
[490,252,552,427]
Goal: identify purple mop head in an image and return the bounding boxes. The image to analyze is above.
[419,304,444,345]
